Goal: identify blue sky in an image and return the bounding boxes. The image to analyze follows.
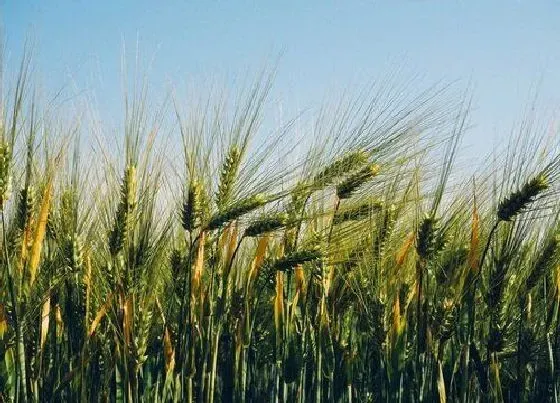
[3,1,560,159]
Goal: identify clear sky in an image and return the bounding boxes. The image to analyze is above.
[3,1,560,160]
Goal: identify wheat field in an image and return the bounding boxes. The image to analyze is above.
[0,52,560,402]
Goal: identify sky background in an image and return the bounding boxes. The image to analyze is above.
[3,1,560,162]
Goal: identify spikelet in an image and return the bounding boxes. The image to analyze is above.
[526,234,559,291]
[84,252,92,325]
[313,149,369,187]
[70,233,84,271]
[61,187,74,209]
[245,213,289,237]
[336,163,380,200]
[487,258,508,353]
[272,249,322,272]
[199,186,212,223]
[437,247,468,285]
[373,203,397,262]
[288,181,308,218]
[45,211,56,240]
[134,306,152,367]
[254,249,321,290]
[0,141,12,207]
[332,200,382,225]
[124,165,136,210]
[182,179,202,232]
[216,145,242,209]
[60,189,77,231]
[109,164,137,256]
[15,185,34,231]
[497,174,548,221]
[170,248,183,278]
[416,214,438,260]
[207,193,268,230]
[17,186,35,271]
[432,298,456,342]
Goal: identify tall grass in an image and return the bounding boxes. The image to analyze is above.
[1,51,560,403]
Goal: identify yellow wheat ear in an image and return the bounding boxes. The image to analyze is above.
[468,196,480,274]
[226,224,239,269]
[192,231,206,299]
[40,297,50,351]
[294,265,305,297]
[247,235,269,289]
[389,296,402,349]
[29,178,53,286]
[163,327,175,373]
[0,304,7,338]
[89,293,114,337]
[396,231,414,267]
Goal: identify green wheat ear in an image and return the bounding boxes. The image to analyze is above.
[416,214,438,260]
[436,246,468,285]
[313,149,370,187]
[216,145,242,210]
[207,193,268,230]
[0,141,12,207]
[526,234,559,291]
[182,179,203,232]
[109,164,137,256]
[271,248,322,271]
[15,185,35,231]
[244,213,289,237]
[336,163,380,200]
[63,232,83,272]
[497,174,548,222]
[332,200,382,225]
